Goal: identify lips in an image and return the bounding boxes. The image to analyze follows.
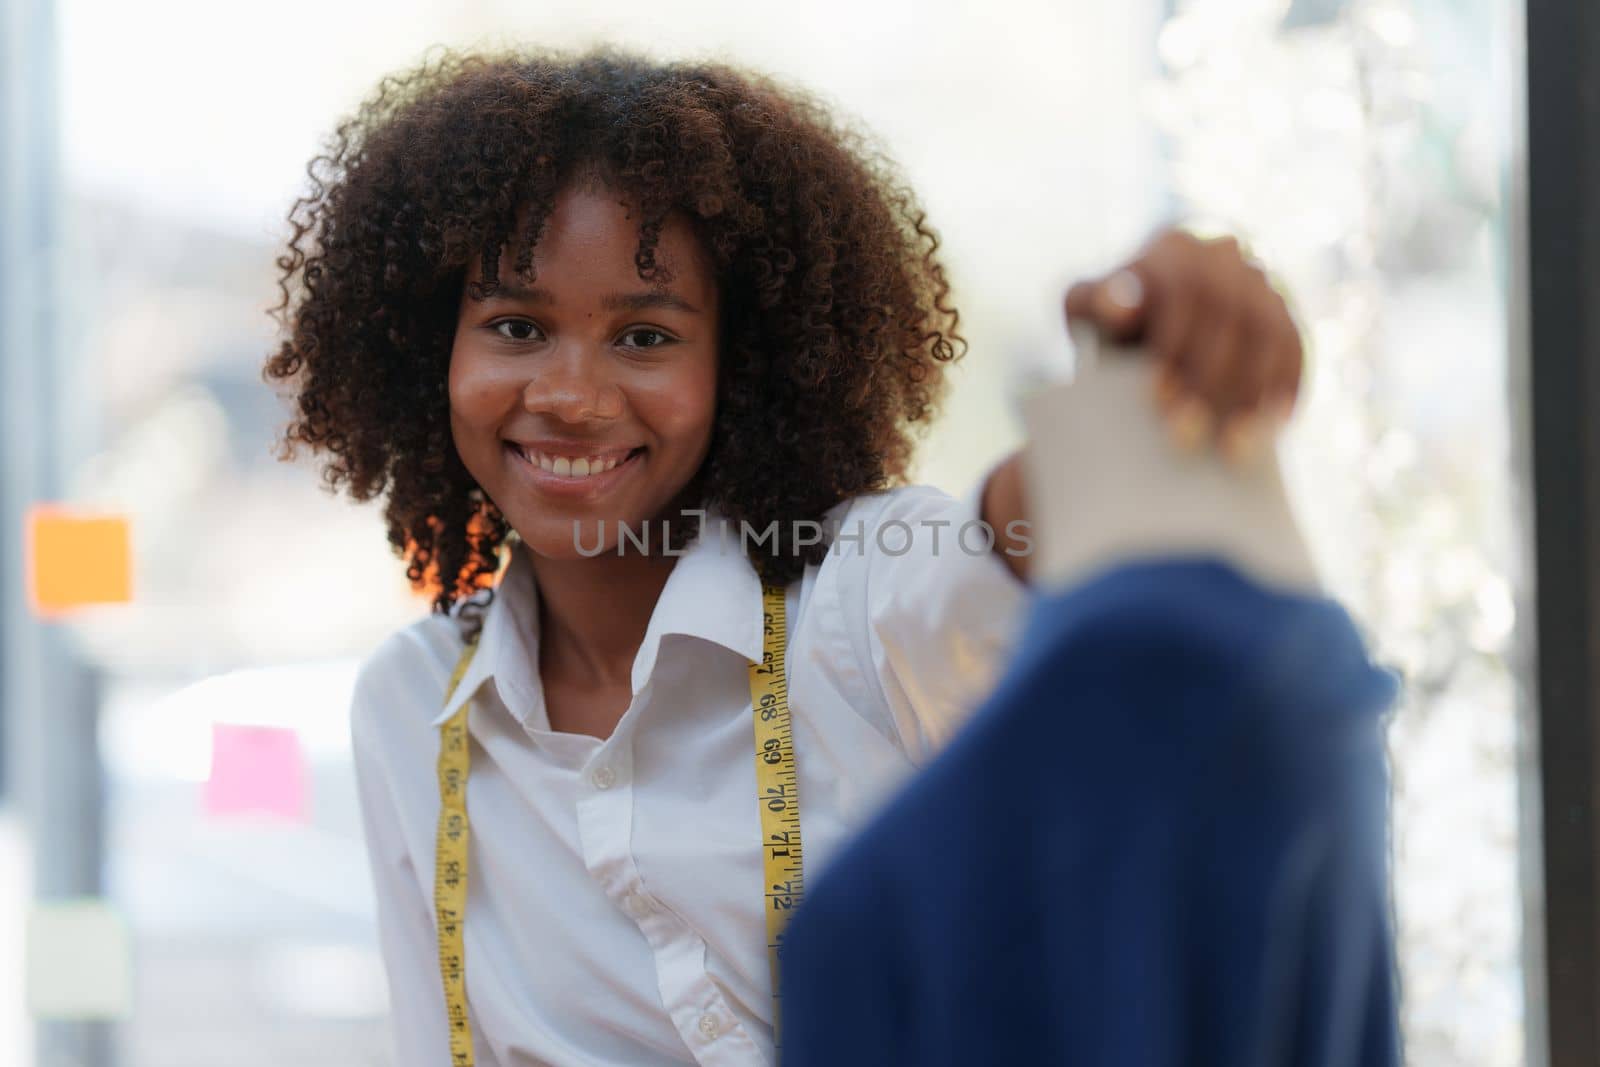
[509,442,641,478]
[504,441,645,494]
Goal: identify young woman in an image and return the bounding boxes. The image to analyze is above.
[263,45,1303,1067]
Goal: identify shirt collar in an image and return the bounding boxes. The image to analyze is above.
[628,511,765,694]
[429,535,540,728]
[429,510,765,729]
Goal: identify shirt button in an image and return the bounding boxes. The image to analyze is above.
[623,892,654,918]
[590,766,616,790]
[697,1014,720,1040]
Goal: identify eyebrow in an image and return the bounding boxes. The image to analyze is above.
[476,282,702,315]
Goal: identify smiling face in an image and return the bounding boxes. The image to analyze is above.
[449,183,721,560]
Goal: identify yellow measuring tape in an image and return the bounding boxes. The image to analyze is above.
[750,582,805,1048]
[432,581,804,1065]
[435,635,477,1065]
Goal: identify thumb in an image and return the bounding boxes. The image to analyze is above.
[1064,268,1146,343]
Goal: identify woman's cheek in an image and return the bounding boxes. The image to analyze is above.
[448,351,513,425]
[672,354,720,438]
[634,361,717,439]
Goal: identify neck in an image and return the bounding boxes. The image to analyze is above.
[528,541,678,689]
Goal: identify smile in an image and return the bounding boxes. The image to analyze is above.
[510,443,639,477]
[505,441,645,494]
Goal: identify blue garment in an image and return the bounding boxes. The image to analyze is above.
[780,558,1401,1067]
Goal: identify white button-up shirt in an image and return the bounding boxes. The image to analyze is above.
[350,481,1028,1067]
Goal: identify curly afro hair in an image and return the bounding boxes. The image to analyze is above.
[263,43,967,630]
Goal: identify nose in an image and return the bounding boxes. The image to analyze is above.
[521,345,624,424]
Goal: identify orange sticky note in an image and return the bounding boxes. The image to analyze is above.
[26,506,132,616]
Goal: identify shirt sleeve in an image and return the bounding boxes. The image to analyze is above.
[350,656,453,1067]
[833,465,1031,765]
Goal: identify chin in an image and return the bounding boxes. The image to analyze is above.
[512,509,686,561]
[512,512,610,559]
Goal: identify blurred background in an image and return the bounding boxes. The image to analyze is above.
[0,0,1528,1063]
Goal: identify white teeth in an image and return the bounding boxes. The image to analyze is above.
[518,446,632,477]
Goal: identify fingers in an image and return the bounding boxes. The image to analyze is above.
[1064,269,1147,344]
[1066,227,1307,461]
[1216,302,1302,463]
[1148,278,1198,385]
[1269,301,1305,422]
[1137,231,1304,461]
[1189,307,1248,411]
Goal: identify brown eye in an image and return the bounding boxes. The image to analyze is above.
[620,327,672,348]
[492,319,542,342]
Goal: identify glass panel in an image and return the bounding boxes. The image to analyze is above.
[1148,1,1523,1062]
[4,0,1528,1063]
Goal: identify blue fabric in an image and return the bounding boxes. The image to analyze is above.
[780,558,1401,1067]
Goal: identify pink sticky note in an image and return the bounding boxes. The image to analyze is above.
[204,723,307,821]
